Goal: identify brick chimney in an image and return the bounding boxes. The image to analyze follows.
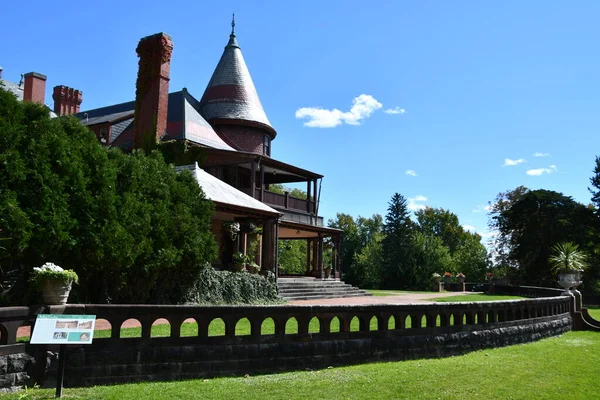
[23,72,47,104]
[52,86,83,115]
[133,32,173,150]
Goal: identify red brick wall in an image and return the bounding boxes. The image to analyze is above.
[23,72,46,104]
[217,124,269,155]
[133,33,173,150]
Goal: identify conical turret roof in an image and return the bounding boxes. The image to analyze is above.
[199,21,276,137]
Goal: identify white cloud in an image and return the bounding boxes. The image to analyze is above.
[503,158,526,167]
[405,170,417,177]
[533,152,550,157]
[408,195,428,211]
[463,224,477,232]
[383,106,406,115]
[472,204,492,213]
[295,94,383,128]
[526,165,557,176]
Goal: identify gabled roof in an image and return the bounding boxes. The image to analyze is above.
[76,90,235,151]
[0,78,24,101]
[199,29,276,137]
[176,163,280,216]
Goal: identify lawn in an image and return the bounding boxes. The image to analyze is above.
[3,331,599,399]
[365,289,435,296]
[587,306,600,320]
[426,293,526,302]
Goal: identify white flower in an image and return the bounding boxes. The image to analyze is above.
[38,262,64,272]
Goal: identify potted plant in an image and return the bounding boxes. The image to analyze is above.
[232,252,249,272]
[30,262,78,305]
[549,242,587,292]
[443,271,453,286]
[223,221,240,241]
[456,272,466,283]
[432,272,441,283]
[248,261,261,274]
[324,265,332,279]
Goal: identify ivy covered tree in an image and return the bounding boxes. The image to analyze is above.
[0,86,217,305]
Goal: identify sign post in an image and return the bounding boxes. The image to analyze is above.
[31,314,96,398]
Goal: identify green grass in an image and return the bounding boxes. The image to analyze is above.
[365,289,434,296]
[3,331,599,399]
[587,306,600,320]
[426,293,526,302]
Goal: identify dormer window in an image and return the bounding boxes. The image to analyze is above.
[263,136,270,156]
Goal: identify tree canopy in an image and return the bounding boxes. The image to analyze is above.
[0,86,217,305]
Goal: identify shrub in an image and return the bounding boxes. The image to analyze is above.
[185,264,280,305]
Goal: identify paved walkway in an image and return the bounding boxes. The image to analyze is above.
[16,292,479,338]
[288,291,480,305]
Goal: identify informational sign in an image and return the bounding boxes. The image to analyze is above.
[30,314,96,345]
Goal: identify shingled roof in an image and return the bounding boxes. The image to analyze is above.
[75,90,235,151]
[199,24,276,138]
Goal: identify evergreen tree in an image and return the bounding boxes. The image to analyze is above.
[381,193,416,289]
[0,86,217,305]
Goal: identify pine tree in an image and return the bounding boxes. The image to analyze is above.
[381,193,416,289]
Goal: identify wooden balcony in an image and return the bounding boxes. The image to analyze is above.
[243,188,316,215]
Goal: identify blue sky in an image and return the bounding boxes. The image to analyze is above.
[3,1,600,241]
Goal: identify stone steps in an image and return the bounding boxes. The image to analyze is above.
[277,277,371,301]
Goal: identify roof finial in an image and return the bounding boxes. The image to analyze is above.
[231,13,235,36]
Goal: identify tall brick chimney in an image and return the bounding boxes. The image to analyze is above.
[23,72,47,104]
[52,86,83,116]
[133,32,173,150]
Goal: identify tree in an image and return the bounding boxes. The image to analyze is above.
[489,188,593,286]
[328,213,361,282]
[351,232,383,289]
[381,193,417,289]
[487,186,529,272]
[0,86,217,305]
[411,231,453,288]
[415,207,488,280]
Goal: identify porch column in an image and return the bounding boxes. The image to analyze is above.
[251,161,257,199]
[312,239,319,277]
[259,163,265,202]
[313,179,318,214]
[305,239,312,275]
[262,218,276,274]
[317,235,324,279]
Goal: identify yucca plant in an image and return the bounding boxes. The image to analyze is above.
[549,242,588,274]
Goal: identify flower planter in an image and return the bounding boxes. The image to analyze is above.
[233,263,246,272]
[41,279,73,305]
[558,272,582,292]
[324,268,332,279]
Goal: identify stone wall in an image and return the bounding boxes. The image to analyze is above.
[0,296,573,390]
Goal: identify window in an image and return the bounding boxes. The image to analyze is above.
[263,136,270,156]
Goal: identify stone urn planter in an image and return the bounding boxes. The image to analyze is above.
[324,267,332,279]
[31,262,78,306]
[41,279,73,305]
[558,271,582,293]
